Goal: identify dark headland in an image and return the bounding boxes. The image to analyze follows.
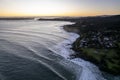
[39,15,120,75]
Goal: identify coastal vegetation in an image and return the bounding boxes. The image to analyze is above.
[63,15,120,75]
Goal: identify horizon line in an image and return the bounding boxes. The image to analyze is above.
[0,14,120,18]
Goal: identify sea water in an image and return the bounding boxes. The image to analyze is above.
[0,20,106,80]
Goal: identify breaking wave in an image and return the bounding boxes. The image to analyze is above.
[0,20,105,80]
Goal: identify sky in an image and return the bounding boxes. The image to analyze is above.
[0,0,120,17]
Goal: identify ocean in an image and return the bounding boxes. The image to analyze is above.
[0,19,105,80]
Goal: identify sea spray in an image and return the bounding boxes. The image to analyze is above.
[0,20,106,80]
[54,24,106,80]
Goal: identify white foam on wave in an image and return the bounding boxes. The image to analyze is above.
[55,32,79,58]
[55,23,106,80]
[72,58,106,80]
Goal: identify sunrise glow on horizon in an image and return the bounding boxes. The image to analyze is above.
[0,0,120,17]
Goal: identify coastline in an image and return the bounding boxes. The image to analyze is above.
[1,16,119,79]
[56,22,106,80]
[62,15,120,80]
[0,18,119,80]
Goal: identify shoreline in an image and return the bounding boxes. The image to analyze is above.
[37,15,120,79]
[61,15,120,80]
[59,23,106,80]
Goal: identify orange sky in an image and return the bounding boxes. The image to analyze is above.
[0,0,120,17]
